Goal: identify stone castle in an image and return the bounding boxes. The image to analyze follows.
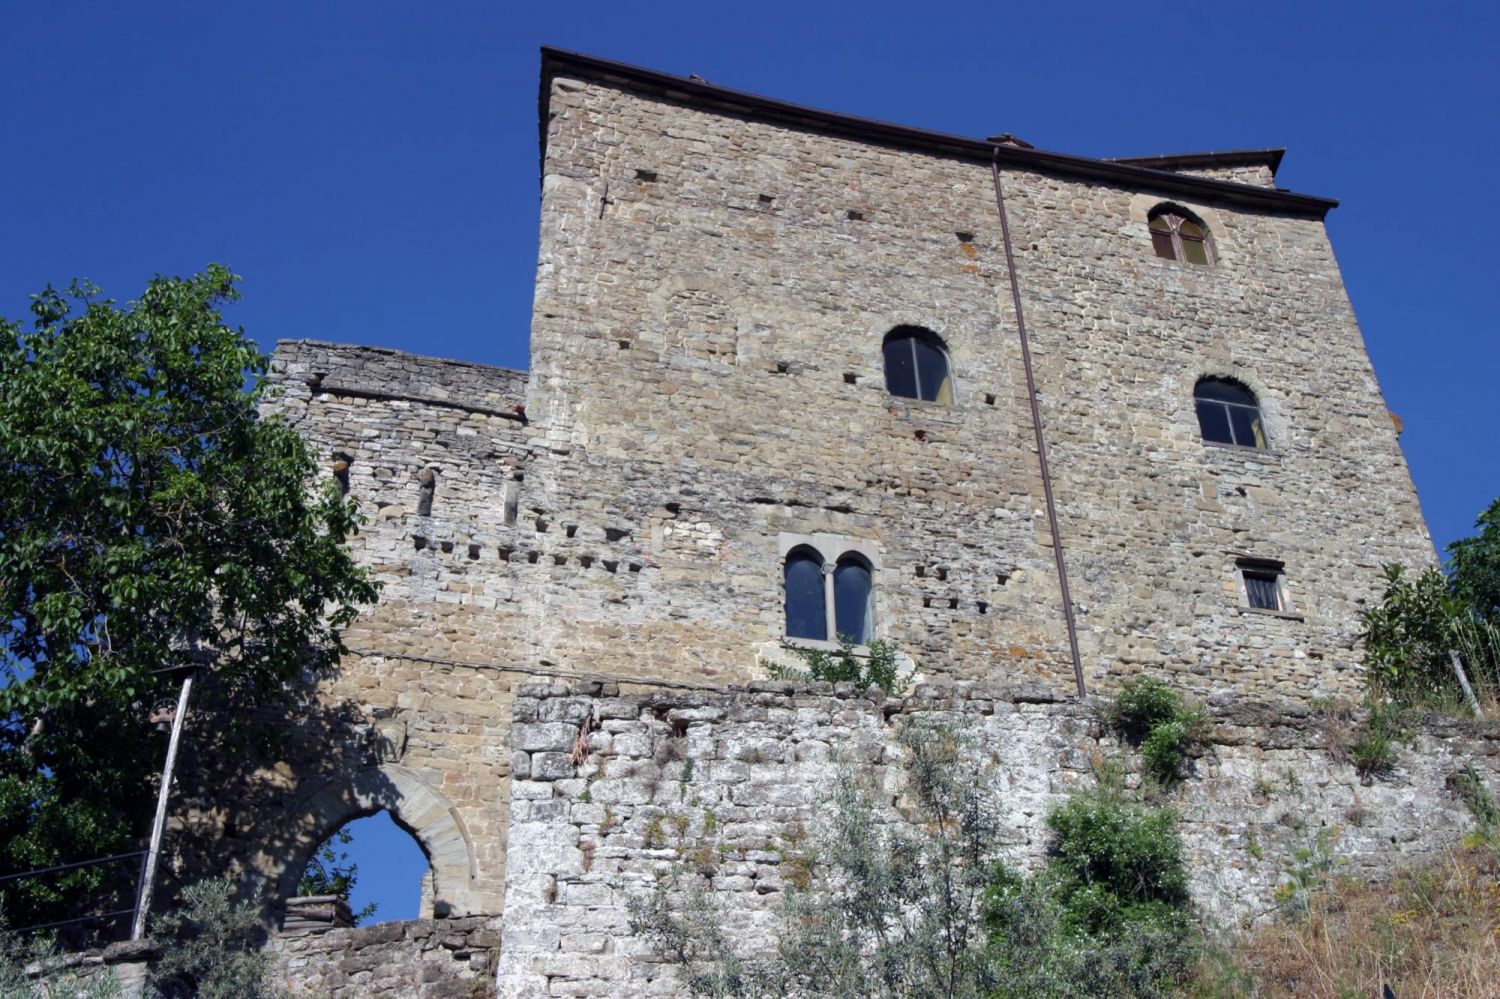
[200,49,1482,997]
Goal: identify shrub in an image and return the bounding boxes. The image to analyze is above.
[1361,562,1500,707]
[1105,677,1211,784]
[149,878,281,999]
[764,636,913,695]
[983,783,1197,999]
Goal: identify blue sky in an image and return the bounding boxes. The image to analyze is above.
[5,0,1495,923]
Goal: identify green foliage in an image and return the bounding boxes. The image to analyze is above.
[297,827,377,925]
[0,928,123,997]
[1361,499,1500,707]
[1348,701,1405,779]
[1041,785,1190,936]
[1105,677,1211,784]
[765,635,912,695]
[983,778,1196,999]
[1448,498,1500,623]
[148,878,282,999]
[0,267,379,927]
[631,720,1001,997]
[1362,564,1476,696]
[631,721,1199,998]
[1453,763,1500,850]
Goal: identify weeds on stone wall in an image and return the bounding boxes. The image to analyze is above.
[1192,846,1500,998]
[629,721,1199,998]
[764,637,913,695]
[1103,678,1212,785]
[0,878,280,999]
[0,929,123,997]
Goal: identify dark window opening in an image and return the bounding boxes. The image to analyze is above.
[784,548,826,641]
[882,327,953,404]
[1148,206,1215,266]
[783,545,877,644]
[1194,377,1267,449]
[833,555,873,644]
[1239,560,1286,612]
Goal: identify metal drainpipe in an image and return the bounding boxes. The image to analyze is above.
[990,149,1087,699]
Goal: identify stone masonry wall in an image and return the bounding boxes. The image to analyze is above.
[266,917,497,998]
[496,681,1500,998]
[522,71,1433,700]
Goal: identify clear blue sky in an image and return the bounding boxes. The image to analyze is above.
[5,1,1495,923]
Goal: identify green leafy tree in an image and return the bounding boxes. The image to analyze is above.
[297,827,377,924]
[1449,498,1500,623]
[0,266,378,929]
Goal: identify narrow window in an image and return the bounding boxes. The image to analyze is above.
[1194,377,1267,449]
[883,327,953,404]
[1147,205,1215,265]
[1239,560,1287,612]
[783,548,827,640]
[833,555,874,644]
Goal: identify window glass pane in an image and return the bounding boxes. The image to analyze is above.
[883,335,919,399]
[1195,400,1234,444]
[1150,229,1177,260]
[913,336,951,403]
[1229,405,1268,449]
[1244,572,1281,611]
[1194,379,1257,406]
[1177,220,1204,239]
[784,551,826,640]
[1181,236,1209,265]
[833,558,873,645]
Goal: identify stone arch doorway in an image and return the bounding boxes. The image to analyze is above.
[274,764,481,919]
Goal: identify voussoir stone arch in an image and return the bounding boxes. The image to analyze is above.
[274,764,482,918]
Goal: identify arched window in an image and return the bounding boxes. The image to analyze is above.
[784,547,827,640]
[883,326,953,403]
[1194,377,1267,448]
[833,555,874,645]
[1148,206,1214,265]
[781,541,878,644]
[295,810,430,927]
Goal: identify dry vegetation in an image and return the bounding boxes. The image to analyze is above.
[1193,846,1500,998]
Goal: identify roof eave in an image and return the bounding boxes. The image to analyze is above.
[538,47,1337,218]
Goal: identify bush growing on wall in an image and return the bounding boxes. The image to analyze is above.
[630,721,1199,998]
[764,636,913,695]
[1104,677,1211,785]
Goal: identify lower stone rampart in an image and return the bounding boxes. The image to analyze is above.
[265,916,497,998]
[495,680,1500,998]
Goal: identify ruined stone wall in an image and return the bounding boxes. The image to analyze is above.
[522,73,1432,700]
[195,341,546,920]
[266,917,497,998]
[496,681,1500,998]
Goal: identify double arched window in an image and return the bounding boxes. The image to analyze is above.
[1194,377,1267,449]
[883,326,953,404]
[783,545,875,644]
[1148,205,1214,266]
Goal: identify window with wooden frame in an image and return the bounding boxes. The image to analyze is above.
[1237,558,1289,613]
[1148,205,1214,265]
[1194,377,1268,449]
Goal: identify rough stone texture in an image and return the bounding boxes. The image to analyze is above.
[266,916,497,998]
[495,682,1500,998]
[211,55,1441,996]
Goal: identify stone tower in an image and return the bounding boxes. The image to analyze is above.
[237,48,1436,989]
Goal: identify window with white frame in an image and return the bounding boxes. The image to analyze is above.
[780,535,878,644]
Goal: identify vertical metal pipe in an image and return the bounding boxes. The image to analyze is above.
[990,151,1087,699]
[131,670,194,941]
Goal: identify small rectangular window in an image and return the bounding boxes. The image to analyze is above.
[1239,560,1286,612]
